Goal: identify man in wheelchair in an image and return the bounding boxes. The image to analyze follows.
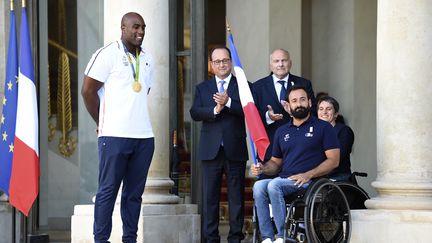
[251,86,340,243]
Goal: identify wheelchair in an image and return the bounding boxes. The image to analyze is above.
[252,172,369,243]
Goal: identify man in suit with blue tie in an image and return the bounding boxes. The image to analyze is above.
[190,46,248,243]
[252,49,316,162]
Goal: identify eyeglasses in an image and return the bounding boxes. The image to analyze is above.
[212,59,231,65]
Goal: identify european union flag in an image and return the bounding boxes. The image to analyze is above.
[0,6,18,196]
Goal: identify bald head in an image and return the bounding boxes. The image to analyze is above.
[121,12,143,27]
[269,49,290,63]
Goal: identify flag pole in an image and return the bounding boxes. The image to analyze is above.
[12,208,16,243]
[20,0,28,239]
[226,18,231,33]
[10,15,15,243]
[12,10,16,243]
[10,1,16,240]
[170,130,180,195]
[9,1,16,238]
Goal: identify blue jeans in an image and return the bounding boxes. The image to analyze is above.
[253,177,310,240]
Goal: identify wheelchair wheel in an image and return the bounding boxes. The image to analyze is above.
[335,182,370,209]
[304,179,351,243]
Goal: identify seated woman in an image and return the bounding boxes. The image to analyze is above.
[317,96,354,181]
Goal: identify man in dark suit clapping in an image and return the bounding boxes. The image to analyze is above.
[190,46,248,243]
[252,49,316,162]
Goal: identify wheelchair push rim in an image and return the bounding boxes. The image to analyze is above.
[305,179,351,243]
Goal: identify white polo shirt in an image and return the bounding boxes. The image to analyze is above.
[84,40,154,138]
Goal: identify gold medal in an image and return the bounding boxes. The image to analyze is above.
[132,82,142,92]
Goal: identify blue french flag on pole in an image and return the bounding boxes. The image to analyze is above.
[0,1,18,197]
[227,28,270,162]
[9,2,40,216]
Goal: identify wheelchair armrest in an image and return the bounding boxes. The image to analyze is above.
[349,171,368,186]
[352,171,368,177]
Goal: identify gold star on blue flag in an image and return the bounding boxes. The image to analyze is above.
[0,5,18,196]
[7,81,13,90]
[9,143,14,152]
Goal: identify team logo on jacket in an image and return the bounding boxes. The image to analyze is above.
[305,126,314,137]
[284,133,290,141]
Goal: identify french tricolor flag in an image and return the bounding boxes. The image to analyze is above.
[9,4,40,216]
[228,32,270,162]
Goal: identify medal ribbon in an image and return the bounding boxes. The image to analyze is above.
[124,46,140,83]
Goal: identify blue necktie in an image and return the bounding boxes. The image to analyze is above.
[219,80,225,93]
[218,80,225,146]
[278,80,287,101]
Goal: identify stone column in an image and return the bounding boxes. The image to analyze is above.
[141,0,180,197]
[351,0,432,242]
[368,0,432,211]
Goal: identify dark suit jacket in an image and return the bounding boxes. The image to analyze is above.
[190,76,248,162]
[252,73,316,160]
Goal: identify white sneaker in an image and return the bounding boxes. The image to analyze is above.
[274,238,284,243]
[261,238,273,243]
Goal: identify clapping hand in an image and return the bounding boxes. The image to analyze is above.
[214,91,228,113]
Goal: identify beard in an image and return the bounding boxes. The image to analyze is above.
[291,106,310,119]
